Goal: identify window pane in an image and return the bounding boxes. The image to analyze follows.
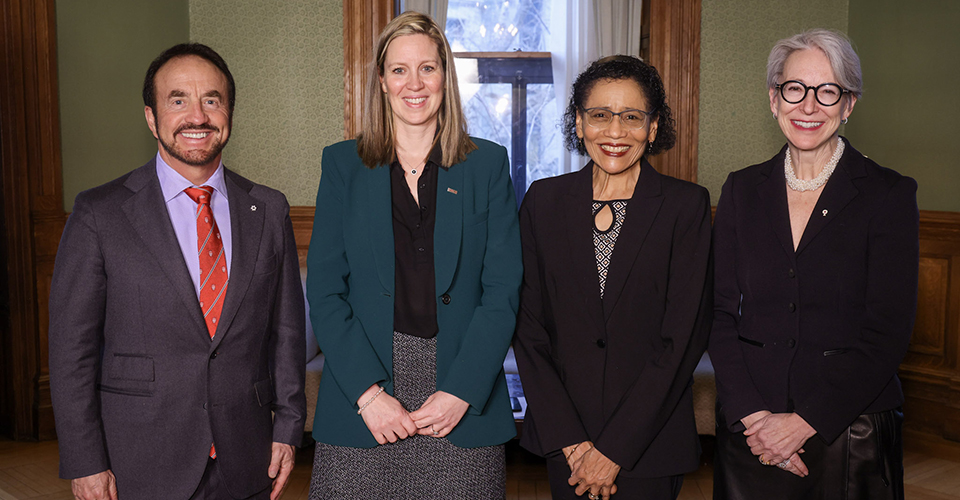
[445,0,552,52]
[460,82,514,163]
[525,83,560,191]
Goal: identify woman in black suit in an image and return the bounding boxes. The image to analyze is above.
[708,29,919,499]
[514,55,713,500]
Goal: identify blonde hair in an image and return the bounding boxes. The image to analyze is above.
[357,11,476,168]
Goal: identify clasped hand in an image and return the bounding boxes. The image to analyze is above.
[564,441,620,500]
[358,385,468,443]
[742,410,816,477]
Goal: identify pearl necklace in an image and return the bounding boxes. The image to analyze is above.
[784,139,845,192]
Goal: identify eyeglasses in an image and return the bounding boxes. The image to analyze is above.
[775,80,850,106]
[581,107,654,130]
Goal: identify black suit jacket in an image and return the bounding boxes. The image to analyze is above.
[514,159,713,477]
[49,160,306,499]
[708,138,919,444]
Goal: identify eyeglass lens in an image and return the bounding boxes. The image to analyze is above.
[583,108,650,130]
[778,80,845,106]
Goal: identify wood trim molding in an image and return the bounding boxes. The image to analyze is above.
[342,0,395,140]
[642,0,701,183]
[0,0,65,440]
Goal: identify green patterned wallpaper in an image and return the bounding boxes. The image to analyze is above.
[189,0,344,206]
[698,0,848,204]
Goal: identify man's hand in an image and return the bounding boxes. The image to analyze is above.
[269,442,296,500]
[71,470,117,500]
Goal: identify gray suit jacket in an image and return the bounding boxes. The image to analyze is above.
[49,159,306,499]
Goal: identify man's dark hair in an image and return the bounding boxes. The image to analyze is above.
[142,43,236,114]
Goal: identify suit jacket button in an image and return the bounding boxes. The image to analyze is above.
[203,403,207,410]
[787,339,796,348]
[596,339,606,348]
[210,351,218,359]
[441,294,451,305]
[788,268,796,278]
[788,302,796,312]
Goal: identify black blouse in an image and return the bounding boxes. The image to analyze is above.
[390,146,444,338]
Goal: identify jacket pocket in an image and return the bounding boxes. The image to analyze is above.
[253,252,278,275]
[737,335,765,348]
[254,378,275,407]
[107,353,155,381]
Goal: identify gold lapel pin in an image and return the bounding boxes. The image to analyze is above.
[447,187,458,195]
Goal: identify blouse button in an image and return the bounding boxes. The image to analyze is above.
[596,339,606,348]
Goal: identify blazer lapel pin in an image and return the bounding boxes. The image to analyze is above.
[251,205,257,211]
[822,209,828,216]
[447,187,458,195]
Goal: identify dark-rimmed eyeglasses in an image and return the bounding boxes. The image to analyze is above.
[581,107,654,130]
[775,80,850,106]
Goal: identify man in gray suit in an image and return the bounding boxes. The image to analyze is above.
[49,43,305,500]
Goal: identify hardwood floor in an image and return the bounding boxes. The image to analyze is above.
[1,437,958,499]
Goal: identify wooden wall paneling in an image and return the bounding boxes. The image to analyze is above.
[0,0,65,440]
[900,211,960,458]
[342,0,394,139]
[643,0,701,184]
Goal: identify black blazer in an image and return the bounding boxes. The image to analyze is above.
[708,137,919,444]
[514,159,713,477]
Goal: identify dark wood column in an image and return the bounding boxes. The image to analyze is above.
[643,0,701,183]
[0,0,65,440]
[343,0,395,139]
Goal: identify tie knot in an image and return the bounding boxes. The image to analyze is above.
[185,186,215,206]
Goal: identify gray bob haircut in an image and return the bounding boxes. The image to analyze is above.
[767,29,863,99]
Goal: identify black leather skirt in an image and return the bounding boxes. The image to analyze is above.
[713,408,904,500]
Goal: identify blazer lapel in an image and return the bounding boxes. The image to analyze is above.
[121,162,208,337]
[562,164,605,336]
[796,138,861,255]
[756,146,797,262]
[435,165,463,294]
[366,165,395,294]
[601,159,664,320]
[210,171,263,350]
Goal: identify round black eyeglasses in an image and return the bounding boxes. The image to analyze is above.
[776,80,850,106]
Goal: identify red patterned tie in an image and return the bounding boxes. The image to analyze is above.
[184,186,228,338]
[184,186,226,460]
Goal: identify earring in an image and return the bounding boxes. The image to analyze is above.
[773,113,778,119]
[841,118,848,125]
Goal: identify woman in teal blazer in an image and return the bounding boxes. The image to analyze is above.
[305,12,522,499]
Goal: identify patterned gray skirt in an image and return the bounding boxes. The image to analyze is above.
[308,332,506,499]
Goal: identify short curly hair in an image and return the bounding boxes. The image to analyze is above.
[562,55,676,156]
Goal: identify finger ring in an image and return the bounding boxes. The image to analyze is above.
[758,454,772,466]
[777,461,787,469]
[783,458,791,466]
[589,494,600,500]
[431,425,439,436]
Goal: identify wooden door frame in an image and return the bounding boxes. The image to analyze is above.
[0,0,65,440]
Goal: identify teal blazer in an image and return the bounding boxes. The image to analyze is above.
[307,138,522,448]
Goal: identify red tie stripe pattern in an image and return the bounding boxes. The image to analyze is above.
[184,186,228,339]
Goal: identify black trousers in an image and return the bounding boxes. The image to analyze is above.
[713,408,904,500]
[188,458,271,500]
[546,455,683,500]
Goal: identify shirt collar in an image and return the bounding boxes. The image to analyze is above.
[156,153,229,203]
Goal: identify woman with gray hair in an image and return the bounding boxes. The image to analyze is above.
[708,29,918,499]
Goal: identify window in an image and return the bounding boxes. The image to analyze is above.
[444,0,562,203]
